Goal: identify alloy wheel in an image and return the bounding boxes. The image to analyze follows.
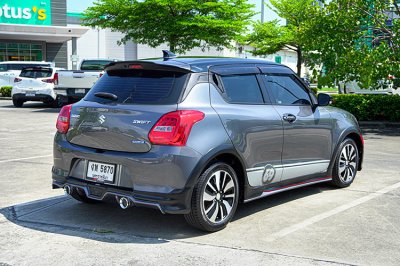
[338,143,357,183]
[202,170,236,224]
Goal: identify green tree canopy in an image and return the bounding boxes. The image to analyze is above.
[304,0,400,89]
[246,0,319,76]
[83,0,255,54]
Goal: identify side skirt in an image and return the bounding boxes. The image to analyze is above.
[244,176,332,203]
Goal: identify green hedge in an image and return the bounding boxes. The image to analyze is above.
[331,94,400,122]
[0,86,12,97]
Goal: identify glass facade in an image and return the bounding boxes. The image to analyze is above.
[0,42,43,61]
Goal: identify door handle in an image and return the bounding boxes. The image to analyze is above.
[283,113,296,123]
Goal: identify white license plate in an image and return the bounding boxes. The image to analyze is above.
[26,91,36,96]
[75,89,86,94]
[86,161,115,183]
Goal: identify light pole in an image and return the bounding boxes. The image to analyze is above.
[261,0,264,23]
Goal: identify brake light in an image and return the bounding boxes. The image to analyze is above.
[14,77,22,83]
[56,104,72,134]
[42,78,54,83]
[43,73,59,85]
[129,64,143,69]
[149,110,205,146]
[54,72,59,85]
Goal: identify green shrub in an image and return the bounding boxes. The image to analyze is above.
[0,86,12,97]
[331,94,400,122]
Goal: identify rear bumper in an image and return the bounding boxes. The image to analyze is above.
[55,88,90,103]
[52,177,193,214]
[52,133,203,214]
[12,93,55,102]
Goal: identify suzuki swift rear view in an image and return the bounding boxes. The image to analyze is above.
[52,55,363,232]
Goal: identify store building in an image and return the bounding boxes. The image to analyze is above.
[0,0,305,75]
[0,0,88,68]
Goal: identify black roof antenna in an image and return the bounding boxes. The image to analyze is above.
[162,50,176,61]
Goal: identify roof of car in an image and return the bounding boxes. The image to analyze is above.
[107,57,283,73]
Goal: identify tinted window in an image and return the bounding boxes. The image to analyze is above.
[220,75,264,104]
[20,68,52,78]
[84,69,188,105]
[80,60,113,70]
[264,74,311,105]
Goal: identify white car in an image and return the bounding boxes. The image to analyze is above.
[0,61,54,87]
[11,67,62,107]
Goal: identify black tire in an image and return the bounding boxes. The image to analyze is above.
[184,162,239,232]
[330,138,359,188]
[69,187,100,204]
[12,99,24,107]
[51,97,63,108]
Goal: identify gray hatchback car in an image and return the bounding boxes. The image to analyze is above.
[53,53,364,231]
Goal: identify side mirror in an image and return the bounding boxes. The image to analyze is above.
[317,93,331,106]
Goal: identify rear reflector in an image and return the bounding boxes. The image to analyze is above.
[56,104,72,134]
[149,110,205,146]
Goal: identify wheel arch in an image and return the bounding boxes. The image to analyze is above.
[186,144,248,204]
[328,130,364,175]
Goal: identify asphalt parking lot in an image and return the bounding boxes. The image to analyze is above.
[1,100,400,266]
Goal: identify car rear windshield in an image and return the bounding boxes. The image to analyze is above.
[84,69,188,105]
[80,60,113,70]
[20,68,53,78]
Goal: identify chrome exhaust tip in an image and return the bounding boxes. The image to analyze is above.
[64,185,72,195]
[119,197,131,209]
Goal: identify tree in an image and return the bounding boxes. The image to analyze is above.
[246,0,319,76]
[304,0,400,90]
[83,0,255,54]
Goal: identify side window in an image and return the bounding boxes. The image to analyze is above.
[264,74,311,105]
[220,75,264,104]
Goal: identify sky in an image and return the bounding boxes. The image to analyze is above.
[67,0,282,22]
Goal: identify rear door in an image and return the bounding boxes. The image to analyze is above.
[67,64,189,153]
[210,65,284,187]
[259,66,333,182]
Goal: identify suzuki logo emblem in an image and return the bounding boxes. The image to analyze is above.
[99,115,106,124]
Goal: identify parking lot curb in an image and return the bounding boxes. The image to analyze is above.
[0,97,12,100]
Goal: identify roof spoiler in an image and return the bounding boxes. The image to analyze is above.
[105,60,191,73]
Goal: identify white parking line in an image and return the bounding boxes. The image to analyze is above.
[0,154,52,163]
[267,181,400,242]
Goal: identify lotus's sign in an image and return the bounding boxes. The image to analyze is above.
[0,0,52,25]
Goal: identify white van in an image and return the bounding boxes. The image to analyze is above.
[0,61,54,87]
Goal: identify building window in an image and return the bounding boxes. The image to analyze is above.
[0,42,43,61]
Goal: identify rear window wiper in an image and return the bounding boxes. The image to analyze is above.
[94,92,118,101]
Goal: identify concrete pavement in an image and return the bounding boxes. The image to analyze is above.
[1,101,399,265]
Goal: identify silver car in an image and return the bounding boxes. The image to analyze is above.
[52,52,364,232]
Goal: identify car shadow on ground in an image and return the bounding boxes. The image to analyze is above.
[0,183,335,244]
[0,102,61,112]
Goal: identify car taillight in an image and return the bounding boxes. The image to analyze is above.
[43,73,59,84]
[14,77,22,83]
[149,110,205,146]
[56,104,72,134]
[42,78,54,83]
[54,72,59,85]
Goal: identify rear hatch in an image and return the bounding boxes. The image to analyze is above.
[16,67,53,89]
[66,62,190,153]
